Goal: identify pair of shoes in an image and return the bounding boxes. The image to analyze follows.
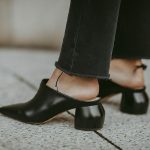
[0,64,149,130]
[98,63,149,114]
[0,79,105,131]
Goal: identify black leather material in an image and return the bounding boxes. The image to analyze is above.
[98,79,123,98]
[75,104,105,130]
[98,79,149,114]
[120,90,149,114]
[0,79,104,130]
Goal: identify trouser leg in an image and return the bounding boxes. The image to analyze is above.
[55,0,121,79]
[113,0,150,59]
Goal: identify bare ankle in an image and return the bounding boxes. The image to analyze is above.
[110,59,145,89]
[47,68,99,101]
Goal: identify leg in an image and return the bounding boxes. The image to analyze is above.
[98,0,150,114]
[57,0,121,78]
[47,0,121,100]
[113,0,150,58]
[110,0,150,89]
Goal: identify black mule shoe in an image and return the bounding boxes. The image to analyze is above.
[98,64,149,115]
[0,79,105,131]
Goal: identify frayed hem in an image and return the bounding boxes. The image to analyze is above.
[112,55,150,60]
[55,62,110,79]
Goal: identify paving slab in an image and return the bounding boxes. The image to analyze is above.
[0,48,150,150]
[0,48,58,87]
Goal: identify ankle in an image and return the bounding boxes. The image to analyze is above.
[47,68,63,90]
[47,68,99,101]
[110,59,145,89]
[110,59,143,70]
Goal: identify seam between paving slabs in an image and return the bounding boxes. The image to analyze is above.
[1,66,123,150]
[67,111,122,150]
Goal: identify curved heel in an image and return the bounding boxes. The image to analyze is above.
[120,90,149,114]
[75,103,105,131]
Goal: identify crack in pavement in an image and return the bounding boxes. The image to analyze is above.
[66,110,122,150]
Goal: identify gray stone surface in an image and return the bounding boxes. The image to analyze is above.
[0,48,150,150]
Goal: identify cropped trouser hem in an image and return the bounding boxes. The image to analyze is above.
[56,0,150,79]
[57,0,120,79]
[55,61,110,79]
[113,56,150,60]
[112,47,150,59]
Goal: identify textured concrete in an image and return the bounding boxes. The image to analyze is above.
[0,48,150,150]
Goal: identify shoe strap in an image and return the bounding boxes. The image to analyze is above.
[136,63,147,70]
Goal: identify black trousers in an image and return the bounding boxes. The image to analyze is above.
[55,0,150,79]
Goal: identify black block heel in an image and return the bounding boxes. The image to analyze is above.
[75,103,105,131]
[120,89,149,114]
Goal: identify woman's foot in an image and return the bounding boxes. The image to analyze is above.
[46,68,99,101]
[109,59,145,89]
